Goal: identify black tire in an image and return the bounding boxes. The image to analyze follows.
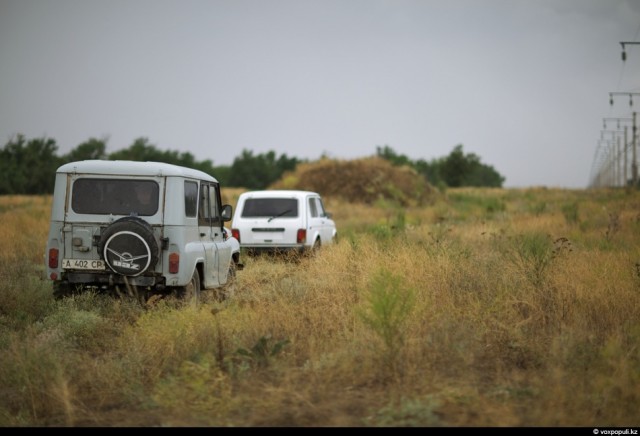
[305,238,321,258]
[53,281,73,300]
[217,262,237,301]
[98,216,159,277]
[179,269,201,306]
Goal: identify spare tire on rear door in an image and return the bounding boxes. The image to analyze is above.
[98,216,159,276]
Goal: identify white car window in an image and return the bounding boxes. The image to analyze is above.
[315,197,326,217]
[241,198,298,218]
[308,197,318,218]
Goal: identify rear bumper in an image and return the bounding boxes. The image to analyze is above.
[62,271,164,287]
[242,245,306,255]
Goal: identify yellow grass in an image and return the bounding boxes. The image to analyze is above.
[1,188,639,426]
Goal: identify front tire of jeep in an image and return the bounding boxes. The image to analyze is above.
[216,263,237,302]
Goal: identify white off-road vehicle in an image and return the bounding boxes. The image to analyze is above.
[44,160,242,303]
[231,190,337,255]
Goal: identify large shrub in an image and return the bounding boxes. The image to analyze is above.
[270,157,434,206]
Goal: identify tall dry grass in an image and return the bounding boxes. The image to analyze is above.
[1,188,639,426]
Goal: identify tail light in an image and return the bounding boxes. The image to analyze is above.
[48,248,59,269]
[231,228,240,242]
[169,252,179,274]
[297,229,306,244]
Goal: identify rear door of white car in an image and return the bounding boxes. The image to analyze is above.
[238,196,301,247]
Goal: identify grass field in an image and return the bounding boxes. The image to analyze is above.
[1,187,639,426]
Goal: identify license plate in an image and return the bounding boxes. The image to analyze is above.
[62,259,106,270]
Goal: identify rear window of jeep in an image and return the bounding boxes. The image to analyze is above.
[71,179,159,216]
[241,198,298,218]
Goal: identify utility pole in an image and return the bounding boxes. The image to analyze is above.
[633,112,638,187]
[608,95,640,187]
[603,117,633,186]
[601,130,624,187]
[624,125,628,186]
[619,42,640,185]
[590,41,640,189]
[617,134,623,186]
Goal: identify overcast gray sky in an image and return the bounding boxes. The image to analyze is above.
[1,0,639,188]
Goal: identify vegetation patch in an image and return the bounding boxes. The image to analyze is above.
[1,187,640,426]
[270,156,434,206]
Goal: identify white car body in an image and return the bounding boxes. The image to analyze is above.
[231,190,337,254]
[44,160,242,300]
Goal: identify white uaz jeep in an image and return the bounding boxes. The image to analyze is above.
[44,160,242,302]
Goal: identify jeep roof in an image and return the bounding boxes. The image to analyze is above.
[56,160,216,181]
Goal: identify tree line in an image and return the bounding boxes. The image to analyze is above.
[0,134,504,195]
[375,144,505,189]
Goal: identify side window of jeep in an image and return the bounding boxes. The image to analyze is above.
[184,181,198,217]
[198,183,221,226]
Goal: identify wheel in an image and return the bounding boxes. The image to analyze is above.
[179,269,201,307]
[98,216,159,277]
[53,281,73,300]
[305,238,321,258]
[217,263,237,301]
